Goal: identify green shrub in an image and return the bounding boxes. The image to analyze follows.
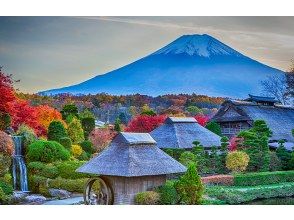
[0,181,13,195]
[27,162,59,179]
[81,117,95,139]
[156,181,178,205]
[179,151,196,167]
[226,151,249,173]
[28,175,47,193]
[27,140,70,163]
[0,187,10,204]
[80,140,95,155]
[175,163,204,205]
[59,137,72,150]
[0,173,12,185]
[205,121,222,136]
[77,151,90,161]
[276,141,292,170]
[0,154,12,176]
[135,191,160,205]
[206,182,294,204]
[40,164,59,179]
[234,170,294,186]
[269,151,282,171]
[162,148,185,160]
[55,160,88,179]
[27,162,46,175]
[48,177,88,193]
[47,121,68,142]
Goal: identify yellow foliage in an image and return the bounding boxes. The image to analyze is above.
[226,151,250,173]
[71,145,83,158]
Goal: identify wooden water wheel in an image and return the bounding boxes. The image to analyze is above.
[84,177,114,205]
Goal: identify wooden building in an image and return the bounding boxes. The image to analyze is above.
[150,117,221,149]
[77,132,186,205]
[212,95,294,150]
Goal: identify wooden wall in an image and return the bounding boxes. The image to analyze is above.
[104,175,166,205]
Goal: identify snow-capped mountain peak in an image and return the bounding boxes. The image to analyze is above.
[153,34,243,57]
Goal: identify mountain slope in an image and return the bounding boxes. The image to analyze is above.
[41,34,284,98]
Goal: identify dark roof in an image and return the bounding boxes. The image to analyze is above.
[245,94,278,103]
[150,117,221,149]
[77,132,187,177]
[213,100,294,142]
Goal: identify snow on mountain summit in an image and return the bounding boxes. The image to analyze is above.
[153,34,244,57]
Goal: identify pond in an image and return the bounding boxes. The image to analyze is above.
[244,197,294,205]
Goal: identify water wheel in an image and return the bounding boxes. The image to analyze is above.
[84,177,114,205]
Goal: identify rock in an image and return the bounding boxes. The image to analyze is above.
[11,191,29,203]
[24,194,47,205]
[48,188,72,199]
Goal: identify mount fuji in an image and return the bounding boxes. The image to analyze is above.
[41,34,285,98]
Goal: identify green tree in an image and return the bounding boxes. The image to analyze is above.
[81,117,95,139]
[175,163,204,205]
[205,121,222,136]
[191,141,209,174]
[186,106,202,115]
[79,109,95,119]
[140,104,156,116]
[179,151,196,167]
[67,118,85,144]
[61,103,79,120]
[210,146,219,173]
[114,118,122,132]
[238,120,271,172]
[47,121,68,142]
[218,136,229,173]
[276,140,292,170]
[0,112,11,131]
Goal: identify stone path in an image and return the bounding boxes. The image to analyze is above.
[43,196,84,205]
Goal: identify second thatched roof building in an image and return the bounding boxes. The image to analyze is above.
[150,117,222,149]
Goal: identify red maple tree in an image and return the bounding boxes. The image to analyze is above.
[229,136,244,151]
[194,114,210,126]
[125,115,167,133]
[0,69,16,115]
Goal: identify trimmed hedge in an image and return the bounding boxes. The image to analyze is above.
[55,160,88,179]
[48,177,88,193]
[206,182,294,204]
[27,140,70,163]
[156,180,178,205]
[234,171,294,186]
[135,191,160,205]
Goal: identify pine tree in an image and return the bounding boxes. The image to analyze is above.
[67,117,85,144]
[276,140,292,170]
[47,120,68,142]
[192,141,209,174]
[210,146,218,173]
[114,118,122,132]
[218,136,229,173]
[205,121,222,136]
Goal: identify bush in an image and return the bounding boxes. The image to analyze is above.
[226,151,249,173]
[55,160,87,179]
[0,173,12,185]
[276,142,292,170]
[27,162,59,179]
[156,181,178,205]
[0,187,10,204]
[201,175,233,186]
[61,104,79,120]
[59,137,72,150]
[48,177,88,193]
[16,124,37,149]
[81,117,95,139]
[179,151,196,167]
[135,191,160,205]
[71,145,83,158]
[0,154,12,177]
[175,163,204,205]
[0,181,13,195]
[0,131,13,156]
[205,121,222,136]
[269,151,282,171]
[47,121,68,142]
[68,118,85,144]
[27,140,70,163]
[27,162,46,175]
[162,148,185,160]
[206,182,294,204]
[233,170,294,186]
[80,140,95,155]
[77,151,90,161]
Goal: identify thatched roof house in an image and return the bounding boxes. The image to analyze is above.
[77,132,186,204]
[212,96,294,149]
[150,117,222,149]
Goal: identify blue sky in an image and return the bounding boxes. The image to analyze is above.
[1,16,294,93]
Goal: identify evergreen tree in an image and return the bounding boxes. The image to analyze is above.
[81,117,95,139]
[218,136,229,173]
[276,140,292,170]
[238,120,271,172]
[205,121,222,136]
[192,141,209,174]
[47,120,68,142]
[61,103,79,120]
[118,112,127,124]
[179,151,196,167]
[114,118,122,132]
[67,117,85,144]
[175,163,204,205]
[210,146,219,173]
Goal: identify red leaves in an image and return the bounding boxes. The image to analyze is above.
[125,115,167,133]
[201,175,233,186]
[0,70,16,114]
[194,114,210,126]
[229,136,244,151]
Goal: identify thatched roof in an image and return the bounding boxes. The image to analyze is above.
[245,94,279,104]
[150,117,222,149]
[213,100,294,142]
[77,132,186,177]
